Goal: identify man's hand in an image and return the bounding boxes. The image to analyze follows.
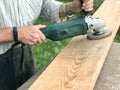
[59,0,94,17]
[18,25,46,45]
[72,0,94,13]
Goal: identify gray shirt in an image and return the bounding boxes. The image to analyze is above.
[0,0,62,54]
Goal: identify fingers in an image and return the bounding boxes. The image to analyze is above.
[30,34,42,45]
[18,24,47,46]
[32,25,46,44]
[82,0,94,11]
[35,31,46,44]
[37,24,46,43]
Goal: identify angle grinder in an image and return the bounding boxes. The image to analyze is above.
[80,0,112,40]
[40,15,112,41]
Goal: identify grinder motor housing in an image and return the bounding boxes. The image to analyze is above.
[40,16,110,41]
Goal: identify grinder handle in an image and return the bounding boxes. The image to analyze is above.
[40,28,50,40]
[40,28,47,36]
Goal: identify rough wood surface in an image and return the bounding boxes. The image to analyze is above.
[94,43,120,90]
[29,0,120,90]
[17,43,120,90]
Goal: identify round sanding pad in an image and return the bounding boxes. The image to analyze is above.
[87,30,112,40]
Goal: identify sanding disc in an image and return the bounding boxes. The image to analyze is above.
[87,30,112,40]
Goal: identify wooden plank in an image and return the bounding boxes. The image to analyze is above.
[94,43,120,90]
[17,43,120,90]
[29,0,120,90]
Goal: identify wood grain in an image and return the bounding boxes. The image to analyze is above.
[29,0,120,90]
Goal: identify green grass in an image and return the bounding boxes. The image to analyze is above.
[34,0,120,70]
[115,28,120,42]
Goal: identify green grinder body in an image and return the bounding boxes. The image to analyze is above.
[41,16,88,41]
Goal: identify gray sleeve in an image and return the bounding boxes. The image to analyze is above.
[40,0,62,23]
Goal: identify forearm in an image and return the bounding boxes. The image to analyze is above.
[0,25,46,45]
[59,2,81,18]
[0,28,14,43]
[59,2,74,18]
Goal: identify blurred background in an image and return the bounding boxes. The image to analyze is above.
[34,0,120,70]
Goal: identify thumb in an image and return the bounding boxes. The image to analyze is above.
[38,24,46,29]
